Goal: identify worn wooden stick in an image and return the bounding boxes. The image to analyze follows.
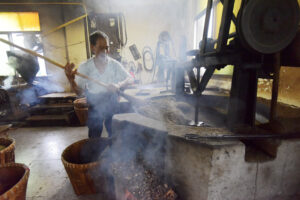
[0,38,144,105]
[0,38,108,88]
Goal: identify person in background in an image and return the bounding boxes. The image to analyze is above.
[65,31,133,138]
[155,31,177,90]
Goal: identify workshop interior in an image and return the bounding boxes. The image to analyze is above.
[0,0,300,199]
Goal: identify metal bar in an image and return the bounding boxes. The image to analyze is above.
[83,16,91,59]
[42,14,87,37]
[212,32,236,44]
[219,0,237,25]
[270,53,281,121]
[194,66,201,124]
[198,67,216,93]
[0,2,83,6]
[200,0,213,55]
[61,7,70,63]
[196,52,244,66]
[82,4,91,58]
[216,0,235,52]
[194,0,219,20]
[185,132,300,141]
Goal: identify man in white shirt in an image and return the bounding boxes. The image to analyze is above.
[65,31,133,138]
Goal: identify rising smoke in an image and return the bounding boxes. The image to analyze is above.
[2,76,13,90]
[2,51,64,106]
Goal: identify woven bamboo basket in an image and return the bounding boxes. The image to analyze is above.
[61,138,113,196]
[73,98,88,126]
[0,124,11,138]
[0,137,15,165]
[0,163,30,200]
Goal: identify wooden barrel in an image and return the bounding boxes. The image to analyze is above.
[73,98,88,126]
[0,163,30,200]
[0,137,15,165]
[61,138,113,196]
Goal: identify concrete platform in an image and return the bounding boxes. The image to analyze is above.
[112,113,300,200]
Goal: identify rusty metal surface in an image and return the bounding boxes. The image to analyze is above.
[281,29,300,67]
[239,0,300,54]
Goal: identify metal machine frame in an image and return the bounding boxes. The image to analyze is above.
[177,0,300,129]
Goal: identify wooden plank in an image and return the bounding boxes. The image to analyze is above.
[38,93,76,99]
[31,103,74,109]
[26,115,67,121]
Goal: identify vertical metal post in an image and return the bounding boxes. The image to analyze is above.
[228,65,258,129]
[83,19,91,58]
[200,0,213,55]
[270,53,281,121]
[61,6,70,63]
[194,0,213,126]
[216,0,235,52]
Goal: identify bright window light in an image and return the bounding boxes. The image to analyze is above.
[0,34,14,76]
[0,12,40,32]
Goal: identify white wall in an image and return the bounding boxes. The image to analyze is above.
[39,6,68,91]
[84,0,199,84]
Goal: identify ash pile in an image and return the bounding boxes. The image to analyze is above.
[137,96,193,125]
[111,159,177,200]
[96,130,179,200]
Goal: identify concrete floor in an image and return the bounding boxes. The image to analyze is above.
[8,126,109,200]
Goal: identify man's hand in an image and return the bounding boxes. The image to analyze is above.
[107,83,120,93]
[64,63,77,81]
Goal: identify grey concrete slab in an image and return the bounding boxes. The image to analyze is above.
[112,112,300,200]
[207,142,256,200]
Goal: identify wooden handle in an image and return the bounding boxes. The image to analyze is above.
[0,38,108,88]
[0,38,144,105]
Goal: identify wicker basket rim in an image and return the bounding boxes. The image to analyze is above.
[0,138,15,154]
[0,163,30,199]
[61,157,100,168]
[61,138,103,167]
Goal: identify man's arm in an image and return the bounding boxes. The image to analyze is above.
[64,63,83,96]
[107,62,134,93]
[117,76,134,89]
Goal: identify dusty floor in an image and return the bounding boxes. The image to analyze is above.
[8,126,109,200]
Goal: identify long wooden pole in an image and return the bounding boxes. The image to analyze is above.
[0,38,108,88]
[0,38,144,105]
